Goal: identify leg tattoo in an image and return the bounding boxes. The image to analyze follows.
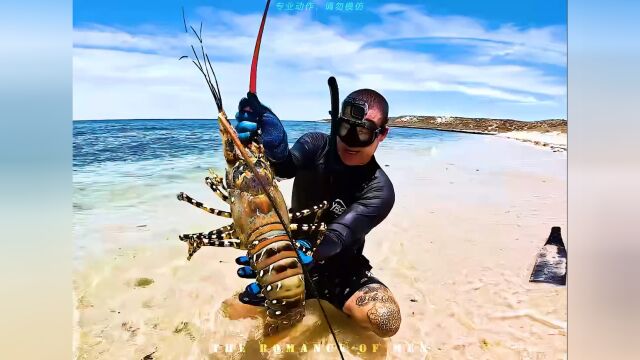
[355,284,401,337]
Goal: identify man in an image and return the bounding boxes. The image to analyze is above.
[232,85,400,338]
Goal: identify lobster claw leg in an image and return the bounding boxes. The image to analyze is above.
[207,239,241,248]
[177,192,232,218]
[289,201,329,220]
[207,170,227,190]
[179,235,242,260]
[180,236,204,261]
[179,223,239,260]
[187,241,202,260]
[289,223,327,232]
[205,175,230,203]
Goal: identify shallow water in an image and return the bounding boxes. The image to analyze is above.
[73,119,466,263]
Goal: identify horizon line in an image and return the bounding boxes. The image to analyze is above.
[72,118,327,122]
[73,116,567,122]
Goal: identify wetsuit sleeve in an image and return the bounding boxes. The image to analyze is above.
[270,132,327,179]
[323,174,395,251]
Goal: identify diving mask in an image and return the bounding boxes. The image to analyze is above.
[337,97,386,147]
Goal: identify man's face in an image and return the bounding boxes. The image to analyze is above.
[336,106,388,166]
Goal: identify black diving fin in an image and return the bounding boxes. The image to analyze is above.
[529,226,567,285]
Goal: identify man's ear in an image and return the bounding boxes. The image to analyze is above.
[378,127,389,142]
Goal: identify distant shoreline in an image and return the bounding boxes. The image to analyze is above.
[72,118,327,123]
[73,117,567,151]
[386,123,496,135]
[384,116,567,151]
[387,116,566,133]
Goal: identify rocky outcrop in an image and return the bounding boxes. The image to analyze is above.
[388,116,567,134]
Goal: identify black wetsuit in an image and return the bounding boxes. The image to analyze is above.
[271,131,395,309]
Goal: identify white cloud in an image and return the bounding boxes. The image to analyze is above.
[365,3,566,66]
[73,4,566,120]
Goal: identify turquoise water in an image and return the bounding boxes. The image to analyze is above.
[72,119,465,261]
[73,119,463,169]
[72,119,566,263]
[72,119,464,212]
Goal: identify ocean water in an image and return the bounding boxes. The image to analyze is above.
[72,118,568,266]
[73,119,462,169]
[73,119,464,261]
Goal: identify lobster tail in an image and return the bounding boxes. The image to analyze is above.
[248,230,306,333]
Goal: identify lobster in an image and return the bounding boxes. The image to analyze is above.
[176,146,328,335]
[175,2,329,335]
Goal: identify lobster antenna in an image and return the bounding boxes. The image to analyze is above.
[196,26,219,109]
[249,0,271,94]
[181,7,187,33]
[190,25,202,43]
[205,54,222,107]
[181,7,223,112]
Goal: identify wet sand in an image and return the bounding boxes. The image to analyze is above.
[74,135,566,359]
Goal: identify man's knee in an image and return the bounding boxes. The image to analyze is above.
[367,301,401,338]
[344,284,402,338]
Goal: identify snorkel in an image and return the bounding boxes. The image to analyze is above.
[328,77,340,143]
[327,76,341,169]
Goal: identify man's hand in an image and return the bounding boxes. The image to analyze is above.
[235,239,314,306]
[234,92,288,162]
[235,255,265,306]
[313,232,343,262]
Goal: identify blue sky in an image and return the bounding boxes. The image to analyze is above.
[73,0,567,120]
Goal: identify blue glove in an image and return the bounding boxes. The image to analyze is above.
[235,92,289,162]
[235,255,264,306]
[234,120,258,144]
[236,239,313,306]
[296,240,314,265]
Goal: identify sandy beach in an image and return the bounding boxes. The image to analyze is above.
[498,131,567,152]
[73,133,566,360]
